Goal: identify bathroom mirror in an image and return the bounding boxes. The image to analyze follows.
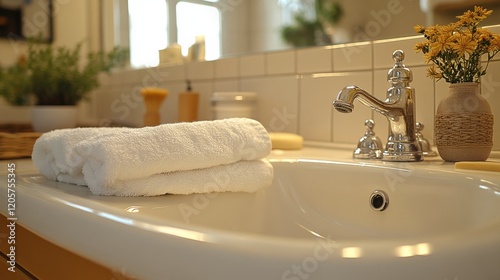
[216,0,500,57]
[0,0,53,42]
[120,0,500,65]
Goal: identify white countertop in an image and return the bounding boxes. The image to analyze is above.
[2,146,500,279]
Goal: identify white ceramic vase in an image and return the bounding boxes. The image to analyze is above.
[30,106,78,132]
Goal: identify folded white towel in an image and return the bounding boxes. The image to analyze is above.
[32,118,273,196]
[88,159,273,196]
[75,118,271,189]
[32,127,129,183]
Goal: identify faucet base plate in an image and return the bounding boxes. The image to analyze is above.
[382,143,423,162]
[382,152,423,162]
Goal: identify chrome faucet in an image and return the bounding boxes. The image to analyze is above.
[333,50,422,162]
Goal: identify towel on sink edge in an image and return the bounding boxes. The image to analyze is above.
[31,127,130,184]
[85,159,273,196]
[32,118,273,196]
[74,118,271,190]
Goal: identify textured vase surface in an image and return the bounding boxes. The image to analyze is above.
[435,82,494,161]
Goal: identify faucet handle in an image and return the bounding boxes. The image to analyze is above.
[415,122,424,132]
[387,50,412,84]
[392,50,405,65]
[415,122,437,157]
[365,119,375,131]
[353,119,383,159]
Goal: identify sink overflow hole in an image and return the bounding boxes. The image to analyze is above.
[370,190,388,211]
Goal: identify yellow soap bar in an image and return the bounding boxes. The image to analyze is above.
[455,161,500,172]
[269,132,303,150]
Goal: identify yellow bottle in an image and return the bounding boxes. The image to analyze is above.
[178,81,199,122]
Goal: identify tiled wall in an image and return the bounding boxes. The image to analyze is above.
[95,26,500,150]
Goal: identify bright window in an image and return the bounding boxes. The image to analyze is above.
[128,0,169,68]
[127,0,221,68]
[176,1,220,60]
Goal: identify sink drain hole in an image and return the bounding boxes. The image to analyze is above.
[370,190,388,211]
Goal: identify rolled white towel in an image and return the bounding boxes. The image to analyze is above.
[86,159,273,196]
[75,118,271,189]
[32,127,129,182]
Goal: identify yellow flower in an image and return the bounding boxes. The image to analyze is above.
[452,33,477,56]
[424,25,438,39]
[414,42,427,53]
[490,34,500,52]
[424,47,439,62]
[475,28,492,42]
[473,6,493,20]
[457,10,476,25]
[430,33,453,53]
[456,6,493,24]
[414,25,425,34]
[414,6,498,83]
[438,23,457,36]
[426,65,442,79]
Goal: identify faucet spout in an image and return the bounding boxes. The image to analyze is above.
[333,86,402,118]
[332,50,422,162]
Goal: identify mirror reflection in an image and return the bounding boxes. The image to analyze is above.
[123,0,500,68]
[0,0,53,42]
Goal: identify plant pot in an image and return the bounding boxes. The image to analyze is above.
[30,106,78,132]
[435,82,494,161]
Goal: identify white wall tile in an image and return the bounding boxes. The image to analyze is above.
[373,35,426,69]
[187,61,215,80]
[111,69,138,85]
[240,54,266,77]
[240,76,299,133]
[96,86,144,127]
[104,71,126,86]
[297,46,333,74]
[300,74,335,141]
[331,72,373,144]
[215,57,239,79]
[333,42,372,72]
[157,64,186,83]
[481,61,500,150]
[266,50,295,75]
[213,79,239,93]
[411,66,436,144]
[373,69,389,139]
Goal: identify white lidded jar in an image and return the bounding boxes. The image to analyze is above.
[211,92,257,120]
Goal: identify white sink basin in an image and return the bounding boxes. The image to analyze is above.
[3,148,500,279]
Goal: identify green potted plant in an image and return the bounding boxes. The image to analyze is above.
[0,59,32,106]
[281,0,343,47]
[0,57,33,126]
[0,38,128,132]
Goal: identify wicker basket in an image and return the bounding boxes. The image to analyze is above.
[0,124,42,159]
